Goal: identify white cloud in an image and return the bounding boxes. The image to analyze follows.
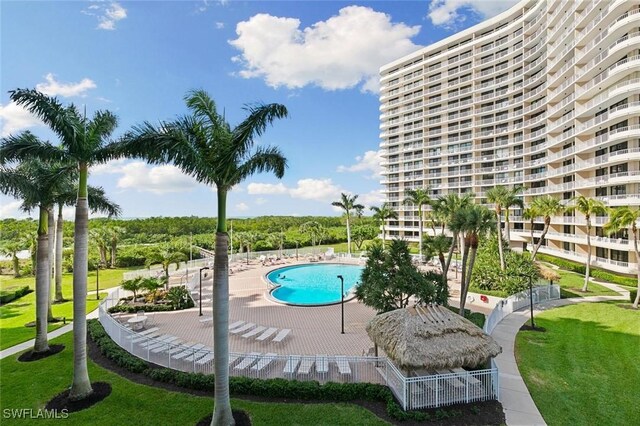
[215,22,225,29]
[235,202,249,212]
[36,73,97,97]
[0,102,44,137]
[337,150,382,179]
[359,189,385,206]
[427,0,519,27]
[247,182,288,195]
[0,199,28,219]
[230,6,421,93]
[91,160,201,194]
[83,1,127,30]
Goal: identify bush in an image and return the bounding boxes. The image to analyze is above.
[630,289,638,304]
[472,237,538,294]
[166,285,194,310]
[108,304,174,314]
[87,319,434,420]
[536,254,586,274]
[590,270,637,287]
[538,253,638,288]
[0,285,32,305]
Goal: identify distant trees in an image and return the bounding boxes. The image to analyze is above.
[370,203,398,244]
[332,193,364,257]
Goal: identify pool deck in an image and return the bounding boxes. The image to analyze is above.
[117,259,490,357]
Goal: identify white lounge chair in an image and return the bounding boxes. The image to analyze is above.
[316,355,329,374]
[131,330,162,344]
[272,328,291,343]
[172,343,206,360]
[436,369,465,388]
[126,327,159,339]
[196,353,215,365]
[242,326,266,339]
[234,352,261,370]
[256,327,278,342]
[230,323,255,335]
[145,336,179,350]
[167,342,198,356]
[229,320,245,330]
[138,334,172,348]
[335,356,351,376]
[283,356,301,375]
[199,316,213,326]
[151,339,183,354]
[251,353,277,371]
[297,357,314,375]
[183,347,213,362]
[228,354,240,366]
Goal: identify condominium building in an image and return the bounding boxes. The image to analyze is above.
[379,0,640,274]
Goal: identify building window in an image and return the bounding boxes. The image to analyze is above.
[610,250,629,263]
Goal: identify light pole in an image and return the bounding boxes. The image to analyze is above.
[518,273,536,329]
[199,266,210,316]
[95,262,102,300]
[337,275,345,334]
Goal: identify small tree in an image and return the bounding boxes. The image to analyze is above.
[141,277,163,304]
[423,234,451,283]
[370,203,398,245]
[351,225,378,251]
[355,240,447,313]
[121,277,143,302]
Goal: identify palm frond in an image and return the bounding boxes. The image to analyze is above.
[234,146,287,185]
[86,110,119,154]
[231,103,288,160]
[1,131,66,164]
[87,185,121,217]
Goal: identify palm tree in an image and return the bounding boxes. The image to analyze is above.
[486,186,509,271]
[90,227,110,266]
[604,207,640,309]
[146,245,188,285]
[0,240,25,277]
[299,221,324,249]
[503,185,525,243]
[423,234,451,282]
[522,205,538,252]
[370,203,398,245]
[435,192,474,279]
[115,89,288,425]
[121,277,143,303]
[0,159,73,353]
[2,89,121,400]
[566,196,607,292]
[107,225,126,268]
[332,193,364,257]
[403,188,431,261]
[450,204,495,314]
[530,195,565,261]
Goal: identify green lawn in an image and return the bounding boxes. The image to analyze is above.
[0,333,389,426]
[515,302,640,426]
[556,270,618,298]
[0,268,133,350]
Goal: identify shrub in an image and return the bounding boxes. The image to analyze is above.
[166,285,194,310]
[472,237,538,294]
[536,254,586,274]
[0,285,32,305]
[590,270,637,287]
[630,289,638,304]
[108,304,174,314]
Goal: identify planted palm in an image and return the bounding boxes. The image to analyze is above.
[530,195,565,261]
[332,193,364,257]
[435,192,473,279]
[486,186,509,271]
[502,185,524,243]
[2,89,121,400]
[116,89,288,425]
[403,188,431,261]
[604,207,640,308]
[370,202,398,245]
[522,205,538,251]
[566,196,606,291]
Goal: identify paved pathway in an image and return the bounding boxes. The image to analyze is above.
[491,280,628,426]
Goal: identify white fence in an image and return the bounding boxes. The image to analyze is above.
[99,287,499,410]
[483,284,561,335]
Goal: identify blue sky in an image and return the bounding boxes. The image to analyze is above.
[1,0,517,219]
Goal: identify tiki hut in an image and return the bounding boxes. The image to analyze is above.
[366,304,501,371]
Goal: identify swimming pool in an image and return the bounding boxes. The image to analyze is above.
[266,263,364,306]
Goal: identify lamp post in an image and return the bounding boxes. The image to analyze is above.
[518,273,536,329]
[95,261,103,300]
[337,275,345,334]
[199,266,210,316]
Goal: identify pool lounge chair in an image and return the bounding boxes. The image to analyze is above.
[335,356,351,376]
[230,323,255,335]
[144,336,179,351]
[167,342,198,355]
[251,353,277,371]
[229,320,245,330]
[151,339,184,354]
[297,357,314,375]
[256,327,278,342]
[183,347,213,363]
[195,353,215,365]
[271,328,291,343]
[283,356,301,375]
[316,355,329,375]
[242,326,266,339]
[130,330,162,344]
[234,352,261,370]
[172,343,206,360]
[199,316,213,326]
[126,327,159,339]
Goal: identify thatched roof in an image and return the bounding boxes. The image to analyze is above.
[537,264,561,282]
[366,305,501,370]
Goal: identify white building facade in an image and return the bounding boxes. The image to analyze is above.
[379,0,640,273]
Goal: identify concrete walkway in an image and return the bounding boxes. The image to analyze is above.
[491,280,629,426]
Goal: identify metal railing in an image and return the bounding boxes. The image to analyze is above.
[483,284,561,335]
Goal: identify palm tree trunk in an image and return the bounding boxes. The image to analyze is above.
[346,214,351,257]
[12,253,20,278]
[458,235,470,316]
[212,189,234,426]
[47,209,55,321]
[381,223,386,246]
[633,228,640,309]
[496,209,505,271]
[505,209,511,244]
[461,242,479,313]
[582,220,592,292]
[443,231,458,279]
[531,219,550,261]
[111,243,117,268]
[418,206,423,261]
[55,205,64,302]
[529,219,534,251]
[34,206,50,353]
[69,163,93,401]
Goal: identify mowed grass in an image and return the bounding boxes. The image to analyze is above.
[0,333,389,426]
[0,268,133,350]
[556,270,618,298]
[515,302,640,426]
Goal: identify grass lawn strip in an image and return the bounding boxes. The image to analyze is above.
[515,301,640,426]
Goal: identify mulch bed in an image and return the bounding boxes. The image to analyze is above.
[520,324,546,332]
[87,336,505,425]
[45,382,112,413]
[196,410,251,426]
[17,344,65,362]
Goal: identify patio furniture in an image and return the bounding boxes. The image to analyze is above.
[183,347,213,362]
[145,336,179,351]
[167,342,198,355]
[130,330,161,344]
[229,320,245,330]
[230,323,255,335]
[256,327,278,342]
[228,354,240,366]
[128,315,147,331]
[271,328,291,343]
[195,353,215,365]
[436,369,466,388]
[171,343,206,360]
[126,327,158,339]
[297,357,314,375]
[151,339,183,354]
[234,352,261,370]
[335,356,352,376]
[283,356,301,375]
[138,334,172,348]
[251,353,277,371]
[242,326,266,339]
[316,355,329,375]
[199,316,213,326]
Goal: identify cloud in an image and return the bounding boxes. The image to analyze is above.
[235,202,249,212]
[337,150,382,179]
[358,189,385,206]
[215,22,225,29]
[0,199,28,219]
[91,160,201,194]
[83,1,127,30]
[230,6,421,93]
[36,73,97,97]
[247,178,343,202]
[247,182,288,195]
[0,102,44,137]
[427,0,519,27]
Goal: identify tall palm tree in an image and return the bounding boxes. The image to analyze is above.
[332,193,364,257]
[522,205,538,251]
[604,207,640,309]
[503,185,525,243]
[299,221,323,248]
[403,188,431,261]
[486,186,509,271]
[370,203,398,245]
[530,195,565,261]
[3,89,121,400]
[116,89,288,425]
[566,196,607,292]
[0,159,73,353]
[107,225,126,268]
[435,192,474,278]
[450,204,495,314]
[423,234,451,282]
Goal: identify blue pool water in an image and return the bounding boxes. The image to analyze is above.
[267,264,364,306]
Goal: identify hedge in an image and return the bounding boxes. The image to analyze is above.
[0,285,32,305]
[537,253,639,288]
[108,304,174,314]
[590,270,637,288]
[536,254,586,274]
[87,319,453,421]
